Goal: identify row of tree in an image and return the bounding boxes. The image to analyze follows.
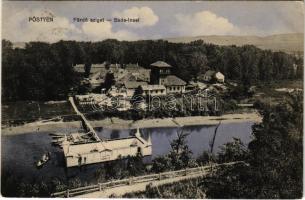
[2,39,302,101]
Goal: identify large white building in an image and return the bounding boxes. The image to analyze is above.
[141,85,166,96]
[62,128,152,167]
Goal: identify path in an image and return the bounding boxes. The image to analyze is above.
[51,162,244,198]
[77,170,208,198]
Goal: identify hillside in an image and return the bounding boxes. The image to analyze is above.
[166,33,303,54]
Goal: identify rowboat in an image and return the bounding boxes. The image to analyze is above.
[36,152,50,168]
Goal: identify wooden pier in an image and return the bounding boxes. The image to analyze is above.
[69,97,101,141]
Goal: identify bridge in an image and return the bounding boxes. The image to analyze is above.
[51,161,245,198]
[69,97,101,141]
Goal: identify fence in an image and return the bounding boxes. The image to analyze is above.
[51,161,243,197]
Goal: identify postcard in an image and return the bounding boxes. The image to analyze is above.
[1,1,304,198]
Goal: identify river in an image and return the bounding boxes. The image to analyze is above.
[1,122,254,185]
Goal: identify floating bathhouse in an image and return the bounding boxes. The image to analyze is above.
[61,129,152,167]
[58,97,152,168]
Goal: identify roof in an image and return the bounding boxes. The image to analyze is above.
[65,136,148,156]
[189,81,207,89]
[74,64,104,73]
[124,81,148,89]
[163,75,186,86]
[150,61,172,68]
[117,69,151,83]
[74,63,120,73]
[215,71,225,76]
[141,85,166,90]
[125,63,141,69]
[117,73,137,84]
[204,70,216,77]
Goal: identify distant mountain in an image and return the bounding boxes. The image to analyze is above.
[166,33,304,54]
[12,42,26,49]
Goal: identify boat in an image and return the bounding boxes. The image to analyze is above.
[52,137,65,143]
[49,133,65,137]
[36,152,50,168]
[51,135,64,139]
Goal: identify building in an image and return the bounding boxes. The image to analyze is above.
[189,81,207,90]
[125,64,151,82]
[74,63,119,89]
[108,85,128,98]
[89,71,104,88]
[141,85,166,96]
[203,70,225,83]
[108,81,147,98]
[74,62,151,89]
[150,61,172,85]
[149,61,187,94]
[62,129,152,167]
[124,81,148,97]
[186,81,208,92]
[215,72,225,83]
[163,75,186,94]
[74,63,108,76]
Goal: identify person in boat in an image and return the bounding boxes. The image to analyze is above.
[42,154,47,162]
[36,152,51,168]
[36,160,42,167]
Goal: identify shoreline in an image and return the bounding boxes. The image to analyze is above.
[2,112,262,136]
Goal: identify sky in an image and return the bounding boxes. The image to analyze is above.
[2,1,304,42]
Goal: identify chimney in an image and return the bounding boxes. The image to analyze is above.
[147,133,152,146]
[62,134,70,154]
[135,127,141,138]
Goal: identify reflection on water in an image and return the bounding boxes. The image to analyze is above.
[2,122,254,184]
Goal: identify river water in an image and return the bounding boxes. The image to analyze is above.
[1,122,254,184]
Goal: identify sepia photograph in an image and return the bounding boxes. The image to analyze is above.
[1,1,304,198]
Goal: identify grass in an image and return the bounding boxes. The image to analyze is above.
[2,101,75,125]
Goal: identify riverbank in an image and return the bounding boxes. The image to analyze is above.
[2,112,262,136]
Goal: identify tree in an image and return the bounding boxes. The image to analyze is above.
[130,86,144,110]
[201,92,303,199]
[168,130,193,170]
[126,151,146,176]
[2,39,302,102]
[102,72,115,91]
[224,47,241,80]
[217,138,248,163]
[152,155,173,173]
[197,151,215,166]
[84,63,92,78]
[258,51,273,81]
[103,155,127,180]
[189,51,208,81]
[247,91,303,198]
